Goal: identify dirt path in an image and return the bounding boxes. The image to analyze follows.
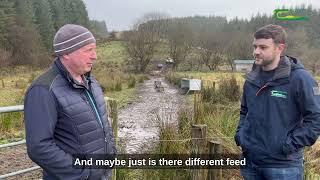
[0,144,42,180]
[118,76,184,153]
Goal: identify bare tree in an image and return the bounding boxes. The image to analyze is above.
[285,29,320,74]
[286,29,308,57]
[123,30,158,72]
[124,12,169,73]
[224,32,252,71]
[302,48,320,75]
[197,31,225,71]
[135,12,170,34]
[167,21,193,69]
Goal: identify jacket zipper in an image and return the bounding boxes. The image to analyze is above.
[256,84,268,96]
[84,90,108,144]
[85,90,103,128]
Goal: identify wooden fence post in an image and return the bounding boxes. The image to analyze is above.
[191,124,207,180]
[207,141,222,180]
[193,93,204,124]
[106,98,118,180]
[108,99,118,144]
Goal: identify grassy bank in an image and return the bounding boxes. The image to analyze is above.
[97,41,127,63]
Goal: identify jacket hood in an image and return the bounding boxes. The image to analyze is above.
[288,55,304,70]
[245,55,304,87]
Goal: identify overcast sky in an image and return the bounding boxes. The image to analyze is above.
[83,0,320,31]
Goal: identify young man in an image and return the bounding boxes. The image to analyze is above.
[235,24,320,179]
[24,24,116,180]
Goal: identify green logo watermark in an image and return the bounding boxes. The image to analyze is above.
[271,90,287,98]
[274,9,308,21]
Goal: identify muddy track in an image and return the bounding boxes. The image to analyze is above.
[118,76,184,153]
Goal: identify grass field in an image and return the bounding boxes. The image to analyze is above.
[105,85,138,108]
[176,71,245,85]
[0,68,43,106]
[97,41,127,63]
[177,71,320,87]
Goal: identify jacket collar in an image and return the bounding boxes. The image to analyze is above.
[53,57,92,89]
[245,56,291,87]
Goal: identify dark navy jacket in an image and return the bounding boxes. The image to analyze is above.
[235,56,320,167]
[24,58,116,179]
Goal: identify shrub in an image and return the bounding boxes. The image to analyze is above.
[200,81,216,102]
[93,64,124,92]
[127,75,136,88]
[137,74,148,83]
[218,75,240,102]
[177,107,192,135]
[0,112,24,137]
[114,78,122,91]
[165,71,182,87]
[15,79,28,90]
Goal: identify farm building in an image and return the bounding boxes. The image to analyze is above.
[234,60,255,72]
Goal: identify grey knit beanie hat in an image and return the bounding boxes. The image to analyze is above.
[53,24,96,56]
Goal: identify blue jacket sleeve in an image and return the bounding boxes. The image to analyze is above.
[282,72,320,154]
[24,86,89,180]
[235,82,248,147]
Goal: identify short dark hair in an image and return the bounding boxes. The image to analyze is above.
[254,24,287,44]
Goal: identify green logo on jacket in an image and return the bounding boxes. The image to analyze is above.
[270,90,287,98]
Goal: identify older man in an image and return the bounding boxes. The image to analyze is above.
[24,24,116,180]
